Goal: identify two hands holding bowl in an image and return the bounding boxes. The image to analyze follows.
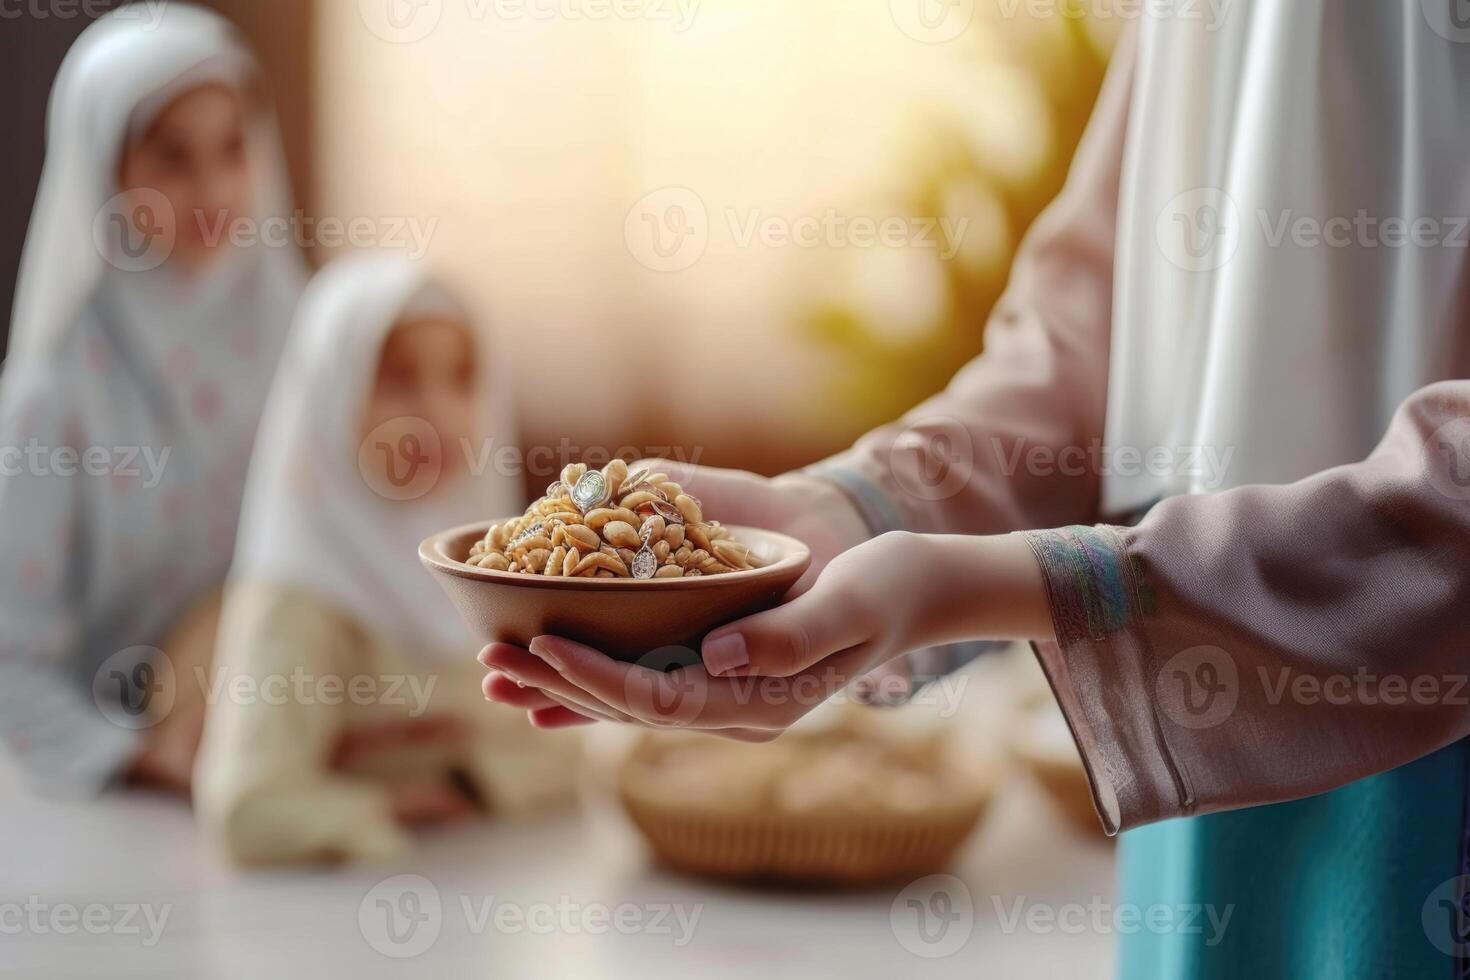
[425,461,1054,740]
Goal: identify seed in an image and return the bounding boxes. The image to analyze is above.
[572,550,630,577]
[685,523,713,553]
[652,539,671,562]
[640,515,666,544]
[654,564,684,578]
[602,458,629,493]
[712,539,752,569]
[657,481,683,499]
[564,524,602,551]
[544,545,566,576]
[674,494,702,524]
[477,553,510,571]
[619,490,663,511]
[584,507,639,531]
[560,462,587,487]
[664,524,685,548]
[562,547,578,576]
[523,548,550,574]
[603,520,641,549]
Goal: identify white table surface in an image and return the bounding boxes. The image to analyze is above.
[0,650,1113,978]
[0,760,1114,980]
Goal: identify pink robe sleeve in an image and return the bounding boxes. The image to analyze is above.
[1025,382,1470,834]
[807,27,1135,538]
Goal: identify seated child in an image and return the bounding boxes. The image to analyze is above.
[195,255,577,865]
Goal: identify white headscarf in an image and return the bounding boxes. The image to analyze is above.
[7,1,300,366]
[230,255,523,655]
[0,3,305,793]
[1104,0,1470,513]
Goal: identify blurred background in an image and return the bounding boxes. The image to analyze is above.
[1,0,1120,481]
[2,0,1127,975]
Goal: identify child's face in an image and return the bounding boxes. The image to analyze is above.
[116,83,254,272]
[362,317,479,491]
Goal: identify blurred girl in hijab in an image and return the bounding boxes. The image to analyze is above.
[0,4,304,796]
[195,255,577,866]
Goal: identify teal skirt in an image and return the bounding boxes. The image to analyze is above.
[1117,739,1470,979]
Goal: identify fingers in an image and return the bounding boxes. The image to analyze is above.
[482,671,562,710]
[700,571,871,677]
[481,643,633,723]
[527,634,872,731]
[528,706,598,729]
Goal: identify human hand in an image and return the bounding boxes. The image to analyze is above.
[331,718,479,826]
[481,532,1053,739]
[127,706,204,796]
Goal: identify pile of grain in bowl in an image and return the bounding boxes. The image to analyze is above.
[467,461,766,579]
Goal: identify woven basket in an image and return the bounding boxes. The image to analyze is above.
[617,731,992,886]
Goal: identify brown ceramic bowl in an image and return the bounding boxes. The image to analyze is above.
[421,520,812,666]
